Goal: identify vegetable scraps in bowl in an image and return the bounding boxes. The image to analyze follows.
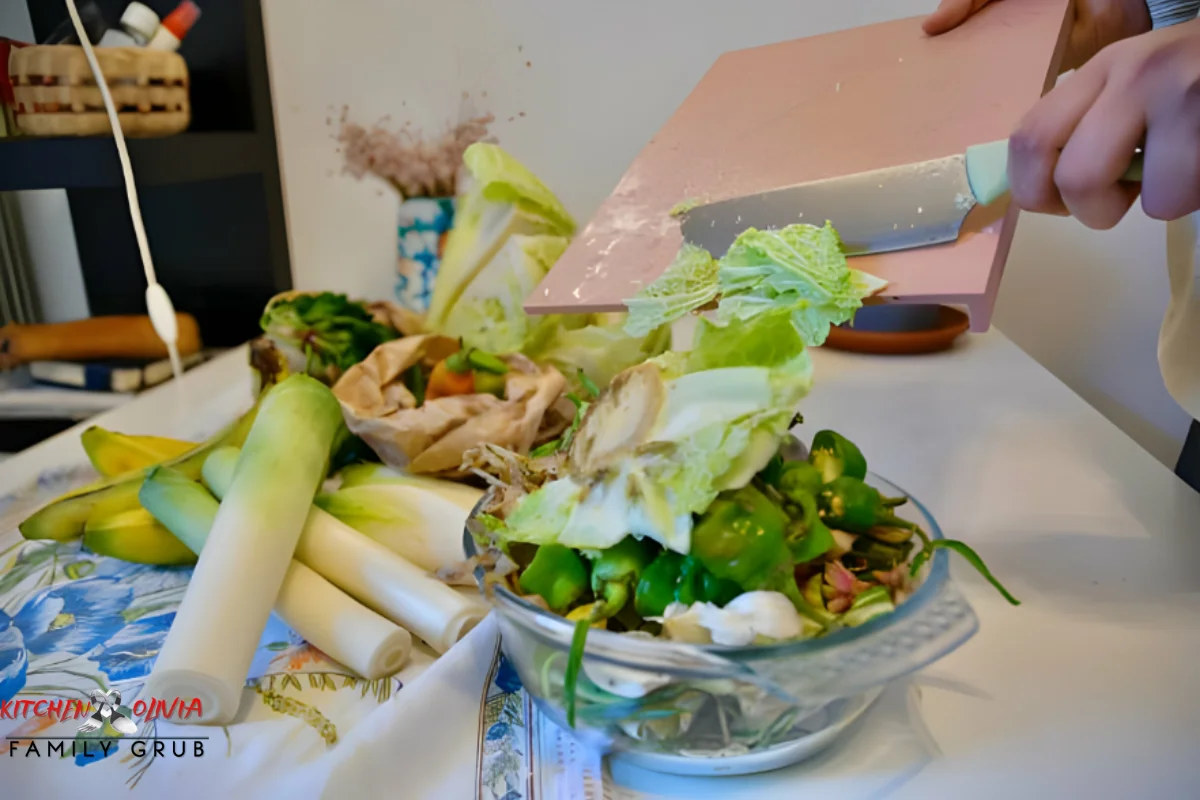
[257,291,401,386]
[467,222,1020,727]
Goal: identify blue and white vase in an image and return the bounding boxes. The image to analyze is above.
[395,196,455,313]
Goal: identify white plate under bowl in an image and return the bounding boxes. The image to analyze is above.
[610,687,883,777]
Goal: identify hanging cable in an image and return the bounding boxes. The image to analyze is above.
[63,0,183,382]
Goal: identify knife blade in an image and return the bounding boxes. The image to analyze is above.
[679,139,1143,258]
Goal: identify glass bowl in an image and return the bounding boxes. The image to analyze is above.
[464,471,978,776]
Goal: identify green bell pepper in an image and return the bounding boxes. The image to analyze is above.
[685,557,742,608]
[634,551,684,618]
[589,535,657,619]
[634,552,743,618]
[519,544,589,612]
[562,535,655,729]
[690,485,832,625]
[690,485,791,589]
[809,430,868,483]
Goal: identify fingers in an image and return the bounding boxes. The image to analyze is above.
[1008,63,1109,217]
[1054,77,1145,228]
[1140,97,1200,220]
[922,0,997,36]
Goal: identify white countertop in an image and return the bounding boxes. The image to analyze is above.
[0,347,254,493]
[2,334,1197,797]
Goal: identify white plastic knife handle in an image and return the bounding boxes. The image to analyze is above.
[965,139,1146,206]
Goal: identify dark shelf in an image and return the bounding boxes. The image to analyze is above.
[6,0,291,352]
[25,0,255,132]
[0,132,265,191]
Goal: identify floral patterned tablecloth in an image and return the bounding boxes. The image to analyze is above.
[0,441,613,798]
[0,447,444,796]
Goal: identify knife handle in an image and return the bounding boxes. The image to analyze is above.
[966,139,1146,206]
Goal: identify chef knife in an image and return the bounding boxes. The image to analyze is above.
[679,139,1145,258]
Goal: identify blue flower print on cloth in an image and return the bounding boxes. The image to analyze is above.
[396,196,454,312]
[0,610,27,702]
[494,653,522,694]
[94,612,175,683]
[92,557,192,598]
[478,646,531,800]
[13,578,132,656]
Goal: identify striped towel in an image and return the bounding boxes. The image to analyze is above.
[1147,0,1200,28]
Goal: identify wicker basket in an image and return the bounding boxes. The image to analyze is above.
[8,45,189,137]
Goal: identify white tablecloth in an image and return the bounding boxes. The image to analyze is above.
[1,332,1198,798]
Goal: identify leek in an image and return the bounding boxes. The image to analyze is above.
[145,375,345,724]
[313,484,479,573]
[140,467,413,679]
[210,449,481,573]
[203,448,487,654]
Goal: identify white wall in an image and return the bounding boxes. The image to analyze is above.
[996,210,1192,465]
[260,0,1193,467]
[1,4,91,324]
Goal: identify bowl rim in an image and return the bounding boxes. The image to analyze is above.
[465,470,954,663]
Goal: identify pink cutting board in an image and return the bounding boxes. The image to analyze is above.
[527,0,1071,331]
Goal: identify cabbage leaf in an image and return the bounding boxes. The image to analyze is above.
[624,222,887,347]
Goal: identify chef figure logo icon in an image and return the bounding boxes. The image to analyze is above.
[78,689,138,735]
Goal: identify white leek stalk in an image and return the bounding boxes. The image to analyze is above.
[205,448,487,654]
[140,467,412,680]
[316,465,482,574]
[145,375,344,725]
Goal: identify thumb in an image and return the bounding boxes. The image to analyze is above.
[923,0,998,36]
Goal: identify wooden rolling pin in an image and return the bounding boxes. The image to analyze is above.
[0,314,202,369]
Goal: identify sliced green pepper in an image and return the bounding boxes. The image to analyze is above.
[519,544,589,612]
[817,476,914,534]
[786,492,836,563]
[777,460,824,501]
[850,536,913,572]
[809,430,868,483]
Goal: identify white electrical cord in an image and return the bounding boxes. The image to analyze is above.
[64,0,184,382]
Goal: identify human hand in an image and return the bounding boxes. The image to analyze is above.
[923,0,1151,71]
[1009,18,1200,227]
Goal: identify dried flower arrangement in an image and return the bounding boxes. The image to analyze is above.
[337,110,494,199]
